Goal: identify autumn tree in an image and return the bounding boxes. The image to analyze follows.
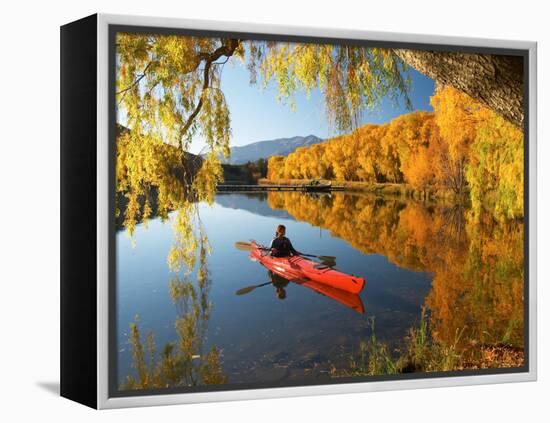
[401,116,438,191]
[466,104,524,219]
[429,84,480,194]
[267,111,435,186]
[267,83,523,221]
[356,128,383,182]
[267,155,285,180]
[431,85,523,218]
[309,144,332,179]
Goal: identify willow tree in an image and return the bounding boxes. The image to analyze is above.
[115,35,412,213]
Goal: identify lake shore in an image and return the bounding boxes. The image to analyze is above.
[258,178,466,202]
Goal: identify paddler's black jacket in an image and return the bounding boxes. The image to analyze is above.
[269,236,299,257]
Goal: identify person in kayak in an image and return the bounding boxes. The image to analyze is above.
[269,224,302,258]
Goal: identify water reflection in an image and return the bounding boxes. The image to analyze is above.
[119,191,524,389]
[122,212,227,390]
[265,191,524,360]
[239,270,366,314]
[270,271,290,300]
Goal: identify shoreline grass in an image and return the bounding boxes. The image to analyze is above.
[331,309,524,378]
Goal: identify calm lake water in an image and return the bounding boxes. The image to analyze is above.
[116,191,524,387]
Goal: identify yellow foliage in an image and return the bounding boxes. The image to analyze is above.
[267,85,524,219]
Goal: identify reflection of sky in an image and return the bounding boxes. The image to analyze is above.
[116,194,433,385]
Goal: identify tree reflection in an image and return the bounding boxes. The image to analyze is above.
[124,229,226,389]
[116,116,229,389]
[427,212,524,351]
[267,191,524,366]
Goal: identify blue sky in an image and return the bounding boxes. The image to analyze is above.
[189,60,435,154]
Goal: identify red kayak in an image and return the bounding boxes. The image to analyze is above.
[249,241,366,294]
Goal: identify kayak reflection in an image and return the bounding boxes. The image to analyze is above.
[268,270,365,314]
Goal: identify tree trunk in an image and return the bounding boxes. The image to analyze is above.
[394,49,524,129]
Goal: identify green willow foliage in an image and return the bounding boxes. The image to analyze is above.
[248,41,411,131]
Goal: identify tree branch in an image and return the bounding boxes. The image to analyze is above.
[179,39,240,145]
[116,61,153,95]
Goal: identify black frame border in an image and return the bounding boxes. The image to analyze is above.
[60,13,98,409]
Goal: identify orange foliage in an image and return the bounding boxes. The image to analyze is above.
[267,85,524,219]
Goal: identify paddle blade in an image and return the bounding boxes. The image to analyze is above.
[235,281,272,295]
[311,256,336,268]
[299,253,337,265]
[235,240,270,253]
[235,285,258,295]
[314,258,337,269]
[318,255,337,262]
[234,241,253,251]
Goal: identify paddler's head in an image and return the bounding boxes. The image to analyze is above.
[276,286,287,300]
[275,224,286,238]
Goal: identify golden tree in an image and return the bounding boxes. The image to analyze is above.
[115,34,412,220]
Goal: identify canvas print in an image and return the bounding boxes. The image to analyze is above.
[112,29,526,394]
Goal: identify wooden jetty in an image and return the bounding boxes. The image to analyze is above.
[216,184,344,192]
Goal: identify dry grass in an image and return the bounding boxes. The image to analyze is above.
[332,311,524,378]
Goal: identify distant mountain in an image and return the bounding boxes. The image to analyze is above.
[223,135,324,164]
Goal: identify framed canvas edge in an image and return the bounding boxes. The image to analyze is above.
[95,13,537,409]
